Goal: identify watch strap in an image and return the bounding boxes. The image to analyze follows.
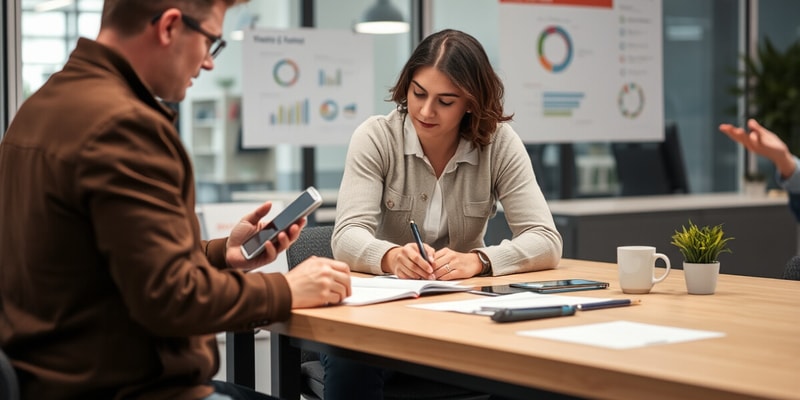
[474,250,492,276]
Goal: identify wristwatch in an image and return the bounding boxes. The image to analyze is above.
[474,250,492,276]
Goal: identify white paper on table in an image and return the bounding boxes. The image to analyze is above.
[518,320,725,350]
[408,292,615,315]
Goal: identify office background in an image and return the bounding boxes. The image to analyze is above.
[2,0,800,202]
[2,2,799,394]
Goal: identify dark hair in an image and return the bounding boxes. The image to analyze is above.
[101,0,240,36]
[390,29,512,147]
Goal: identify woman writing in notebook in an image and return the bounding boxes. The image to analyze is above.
[333,29,561,282]
[326,29,563,399]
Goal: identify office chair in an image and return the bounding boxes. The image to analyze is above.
[0,347,21,400]
[784,256,800,280]
[286,225,489,400]
[611,122,690,196]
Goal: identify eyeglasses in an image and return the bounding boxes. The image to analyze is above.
[151,11,226,59]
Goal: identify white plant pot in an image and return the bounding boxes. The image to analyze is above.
[683,262,720,295]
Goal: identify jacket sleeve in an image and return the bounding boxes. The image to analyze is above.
[204,238,228,269]
[480,125,563,275]
[332,116,401,274]
[77,109,292,335]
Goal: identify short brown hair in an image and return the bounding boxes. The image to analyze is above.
[100,0,243,36]
[390,29,512,147]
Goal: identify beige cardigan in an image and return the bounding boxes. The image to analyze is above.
[333,110,562,276]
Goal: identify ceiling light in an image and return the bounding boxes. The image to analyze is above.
[354,0,409,35]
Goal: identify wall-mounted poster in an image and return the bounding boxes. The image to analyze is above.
[242,29,374,147]
[499,0,663,143]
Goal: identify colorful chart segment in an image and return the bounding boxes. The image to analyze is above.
[618,82,645,119]
[537,26,573,73]
[319,69,342,86]
[319,100,338,121]
[270,99,309,125]
[543,91,585,117]
[273,59,300,87]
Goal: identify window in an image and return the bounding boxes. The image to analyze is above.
[6,0,797,200]
[20,0,101,98]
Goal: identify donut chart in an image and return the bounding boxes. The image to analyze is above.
[537,26,573,73]
[618,82,645,119]
[273,58,300,87]
[319,100,338,121]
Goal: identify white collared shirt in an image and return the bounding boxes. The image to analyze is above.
[403,117,477,245]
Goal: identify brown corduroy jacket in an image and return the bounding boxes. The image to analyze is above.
[0,38,291,400]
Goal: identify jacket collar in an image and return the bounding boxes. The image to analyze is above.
[70,38,177,122]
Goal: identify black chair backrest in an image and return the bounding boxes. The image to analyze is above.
[784,256,800,280]
[286,225,334,269]
[0,347,20,400]
[612,122,690,196]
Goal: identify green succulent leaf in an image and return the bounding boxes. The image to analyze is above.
[670,220,734,263]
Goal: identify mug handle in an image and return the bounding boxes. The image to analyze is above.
[652,253,671,284]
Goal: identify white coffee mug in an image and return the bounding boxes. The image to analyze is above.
[617,246,671,294]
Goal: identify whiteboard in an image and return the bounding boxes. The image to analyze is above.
[498,0,664,143]
[241,29,374,147]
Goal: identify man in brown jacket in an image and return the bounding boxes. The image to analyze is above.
[0,1,351,399]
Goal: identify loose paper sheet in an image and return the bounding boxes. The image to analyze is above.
[409,292,614,315]
[518,320,725,349]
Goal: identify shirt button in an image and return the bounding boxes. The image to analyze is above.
[421,193,428,201]
[386,199,395,209]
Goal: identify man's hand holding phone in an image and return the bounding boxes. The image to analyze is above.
[239,187,323,261]
[225,192,352,308]
[225,201,305,270]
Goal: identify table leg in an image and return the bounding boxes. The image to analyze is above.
[225,331,255,389]
[270,332,301,399]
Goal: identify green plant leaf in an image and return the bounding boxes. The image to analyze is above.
[670,220,734,263]
[728,37,800,155]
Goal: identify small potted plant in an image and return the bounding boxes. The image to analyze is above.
[670,220,734,294]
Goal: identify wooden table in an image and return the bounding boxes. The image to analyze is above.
[261,258,800,399]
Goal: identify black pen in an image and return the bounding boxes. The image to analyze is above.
[576,299,641,311]
[490,305,576,323]
[409,219,428,261]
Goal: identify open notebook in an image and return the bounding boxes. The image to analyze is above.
[344,276,470,306]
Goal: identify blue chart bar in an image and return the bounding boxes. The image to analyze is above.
[270,99,310,125]
[542,91,585,117]
[318,69,342,86]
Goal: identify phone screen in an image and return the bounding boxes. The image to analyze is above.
[241,189,322,258]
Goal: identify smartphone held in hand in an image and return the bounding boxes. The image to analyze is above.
[240,187,323,260]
